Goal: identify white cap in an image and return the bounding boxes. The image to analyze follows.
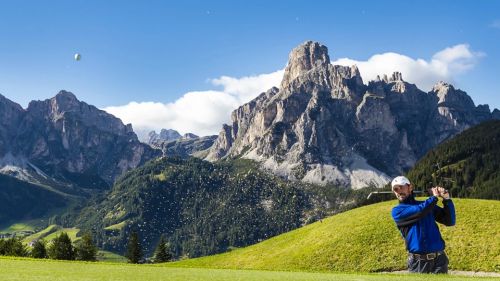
[391,176,411,188]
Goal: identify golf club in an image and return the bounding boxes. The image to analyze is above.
[367,190,423,200]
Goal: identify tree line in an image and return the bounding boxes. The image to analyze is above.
[0,232,96,261]
[0,230,172,264]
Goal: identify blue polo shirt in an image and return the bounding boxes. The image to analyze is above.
[392,195,455,254]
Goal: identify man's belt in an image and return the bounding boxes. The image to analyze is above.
[409,251,444,260]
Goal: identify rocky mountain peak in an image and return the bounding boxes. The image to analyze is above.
[0,94,25,156]
[50,90,80,113]
[148,129,182,144]
[280,41,330,88]
[431,81,475,109]
[432,81,452,93]
[182,133,198,139]
[205,41,497,189]
[0,93,24,112]
[1,91,160,187]
[389,71,404,82]
[493,109,500,119]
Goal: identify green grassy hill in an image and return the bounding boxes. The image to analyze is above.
[169,198,500,273]
[21,225,81,244]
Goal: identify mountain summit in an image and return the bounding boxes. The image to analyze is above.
[206,41,498,188]
[0,91,160,188]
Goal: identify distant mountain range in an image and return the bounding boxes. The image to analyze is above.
[1,41,498,193]
[147,129,216,159]
[206,41,500,188]
[0,91,162,224]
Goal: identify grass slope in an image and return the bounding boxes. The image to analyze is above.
[0,223,35,234]
[22,225,80,244]
[0,257,496,281]
[170,199,500,273]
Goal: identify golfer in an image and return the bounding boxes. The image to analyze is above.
[391,176,456,273]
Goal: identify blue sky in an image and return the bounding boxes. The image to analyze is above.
[1,0,499,137]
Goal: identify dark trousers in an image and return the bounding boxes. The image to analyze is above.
[407,252,449,273]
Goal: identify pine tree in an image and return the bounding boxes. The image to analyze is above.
[31,239,47,258]
[126,230,142,263]
[0,239,4,255]
[1,237,27,257]
[48,232,75,260]
[75,233,97,261]
[153,235,171,263]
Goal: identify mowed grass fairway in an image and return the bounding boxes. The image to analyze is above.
[0,257,497,281]
[170,199,500,272]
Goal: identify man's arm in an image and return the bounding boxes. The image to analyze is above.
[392,196,438,227]
[434,199,456,226]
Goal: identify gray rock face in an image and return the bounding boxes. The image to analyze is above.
[182,133,198,140]
[0,94,24,156]
[0,90,161,188]
[158,135,217,159]
[148,129,182,144]
[493,109,500,120]
[147,128,214,158]
[206,41,498,189]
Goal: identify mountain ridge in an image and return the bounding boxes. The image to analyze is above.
[205,41,498,189]
[0,90,161,189]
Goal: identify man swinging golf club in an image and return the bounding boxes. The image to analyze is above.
[391,176,456,274]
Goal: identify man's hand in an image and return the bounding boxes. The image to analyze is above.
[437,187,450,199]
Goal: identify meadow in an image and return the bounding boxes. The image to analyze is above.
[169,199,500,272]
[0,257,497,281]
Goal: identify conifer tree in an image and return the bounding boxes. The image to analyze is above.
[0,239,4,255]
[31,239,47,258]
[48,232,75,260]
[0,237,27,257]
[153,235,171,263]
[75,233,97,261]
[126,230,142,263]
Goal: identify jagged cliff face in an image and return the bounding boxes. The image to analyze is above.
[206,41,497,189]
[0,91,160,188]
[148,129,182,144]
[0,94,24,156]
[147,128,216,159]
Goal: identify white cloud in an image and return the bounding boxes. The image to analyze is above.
[332,44,484,91]
[210,70,284,103]
[103,70,284,139]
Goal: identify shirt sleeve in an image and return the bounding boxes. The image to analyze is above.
[434,199,456,226]
[392,196,438,227]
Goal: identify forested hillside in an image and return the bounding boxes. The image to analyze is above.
[66,157,372,258]
[0,174,68,223]
[408,120,500,199]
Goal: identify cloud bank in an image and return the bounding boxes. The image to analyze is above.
[333,44,484,91]
[104,44,483,139]
[104,70,284,139]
